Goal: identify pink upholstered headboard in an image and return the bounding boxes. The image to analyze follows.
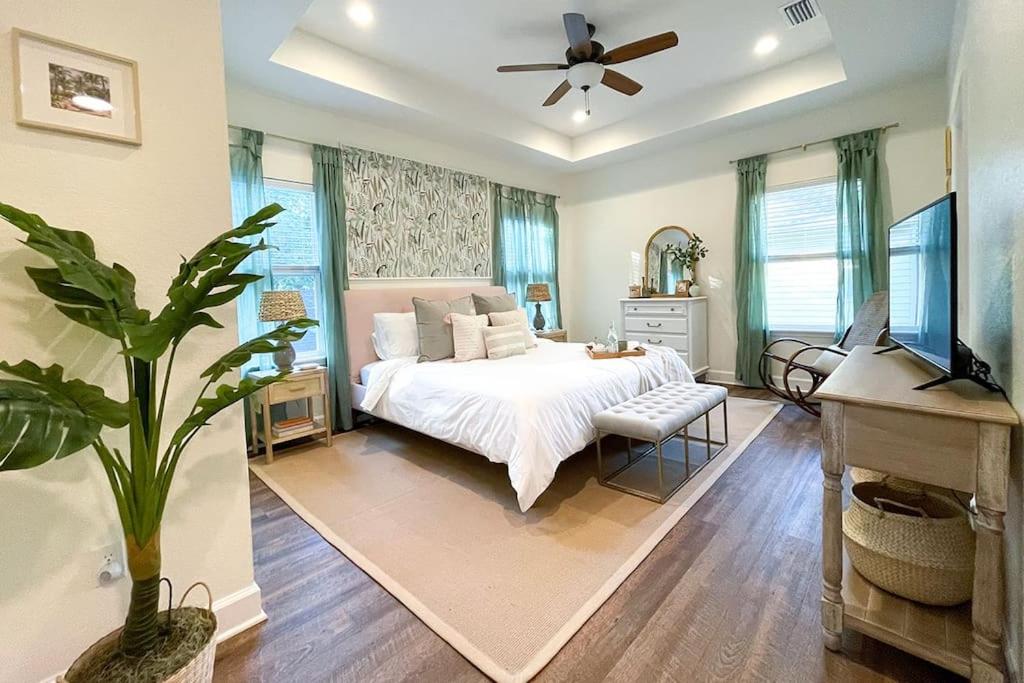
[344,285,509,382]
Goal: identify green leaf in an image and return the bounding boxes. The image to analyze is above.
[0,381,101,470]
[0,360,130,428]
[201,318,319,382]
[170,374,284,447]
[0,204,139,314]
[0,360,130,471]
[123,204,284,361]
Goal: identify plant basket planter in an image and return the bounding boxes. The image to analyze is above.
[61,585,217,683]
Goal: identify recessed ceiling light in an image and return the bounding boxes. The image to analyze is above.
[754,35,779,56]
[572,109,588,124]
[347,2,374,28]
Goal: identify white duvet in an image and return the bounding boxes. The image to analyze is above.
[360,340,694,511]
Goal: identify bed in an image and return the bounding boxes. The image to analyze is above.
[345,287,694,511]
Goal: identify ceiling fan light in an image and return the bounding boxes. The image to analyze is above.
[567,62,605,90]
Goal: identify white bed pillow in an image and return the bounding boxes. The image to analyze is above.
[487,308,537,348]
[372,312,420,360]
[451,312,489,362]
[482,323,527,360]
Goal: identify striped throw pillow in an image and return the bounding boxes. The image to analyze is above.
[482,324,527,360]
[487,308,537,348]
[451,313,489,362]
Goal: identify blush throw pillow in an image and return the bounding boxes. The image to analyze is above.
[451,313,490,362]
[413,295,476,362]
[482,324,527,360]
[487,308,537,348]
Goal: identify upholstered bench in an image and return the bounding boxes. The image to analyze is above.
[593,382,729,503]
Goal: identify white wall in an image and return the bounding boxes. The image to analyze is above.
[948,1,1024,676]
[228,82,568,292]
[560,78,948,382]
[0,4,262,682]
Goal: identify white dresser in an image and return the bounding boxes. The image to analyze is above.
[620,297,709,377]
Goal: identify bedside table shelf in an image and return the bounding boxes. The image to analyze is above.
[249,366,332,463]
[534,328,567,342]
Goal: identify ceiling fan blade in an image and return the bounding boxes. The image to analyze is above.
[497,63,569,73]
[543,80,572,107]
[601,32,679,65]
[601,69,643,96]
[563,13,593,59]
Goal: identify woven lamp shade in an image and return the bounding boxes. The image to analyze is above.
[526,283,551,302]
[258,290,306,322]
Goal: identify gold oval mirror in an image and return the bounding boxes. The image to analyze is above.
[644,225,696,296]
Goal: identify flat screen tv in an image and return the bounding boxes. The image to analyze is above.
[887,193,959,383]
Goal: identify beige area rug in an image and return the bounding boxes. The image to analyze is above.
[250,397,782,682]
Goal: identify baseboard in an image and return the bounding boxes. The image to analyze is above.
[214,580,267,643]
[705,369,813,392]
[38,581,266,683]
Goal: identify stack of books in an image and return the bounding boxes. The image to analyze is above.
[271,416,315,438]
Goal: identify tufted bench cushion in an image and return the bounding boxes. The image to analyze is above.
[593,382,728,442]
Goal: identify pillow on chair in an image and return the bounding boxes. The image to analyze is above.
[810,345,846,375]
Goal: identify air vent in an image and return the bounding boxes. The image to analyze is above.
[778,0,819,27]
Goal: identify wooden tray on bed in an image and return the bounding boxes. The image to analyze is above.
[586,345,646,360]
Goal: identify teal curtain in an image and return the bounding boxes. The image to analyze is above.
[312,145,354,431]
[229,128,274,374]
[834,129,885,339]
[492,184,561,328]
[734,155,769,387]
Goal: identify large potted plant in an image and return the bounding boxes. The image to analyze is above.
[0,202,315,682]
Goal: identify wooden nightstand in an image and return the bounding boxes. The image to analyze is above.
[535,329,567,342]
[249,366,332,463]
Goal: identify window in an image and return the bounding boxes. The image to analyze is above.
[888,212,922,335]
[264,180,324,360]
[764,178,838,332]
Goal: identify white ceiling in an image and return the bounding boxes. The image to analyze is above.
[221,0,956,170]
[297,0,833,135]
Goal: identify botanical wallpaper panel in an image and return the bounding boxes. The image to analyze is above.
[343,147,491,278]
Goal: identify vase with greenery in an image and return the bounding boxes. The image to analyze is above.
[0,202,315,681]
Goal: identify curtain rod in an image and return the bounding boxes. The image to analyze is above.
[728,122,900,165]
[227,124,561,199]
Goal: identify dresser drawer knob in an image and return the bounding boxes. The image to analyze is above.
[647,338,663,344]
[646,322,662,328]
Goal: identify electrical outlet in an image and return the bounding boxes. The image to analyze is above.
[94,543,125,586]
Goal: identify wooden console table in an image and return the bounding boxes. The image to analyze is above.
[816,346,1018,681]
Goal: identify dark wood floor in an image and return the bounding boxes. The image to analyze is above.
[214,388,962,682]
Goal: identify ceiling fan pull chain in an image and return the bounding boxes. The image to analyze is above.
[585,88,591,116]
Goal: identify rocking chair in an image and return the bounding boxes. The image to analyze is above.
[759,291,889,416]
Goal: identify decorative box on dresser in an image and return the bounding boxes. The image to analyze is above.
[620,297,708,377]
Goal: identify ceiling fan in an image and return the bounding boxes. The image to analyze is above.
[497,13,679,116]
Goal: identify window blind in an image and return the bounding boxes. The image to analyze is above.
[264,180,325,360]
[764,179,839,332]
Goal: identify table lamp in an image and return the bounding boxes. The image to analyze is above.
[258,290,306,371]
[526,283,551,331]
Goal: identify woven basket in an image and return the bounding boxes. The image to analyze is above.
[61,583,216,683]
[843,482,975,606]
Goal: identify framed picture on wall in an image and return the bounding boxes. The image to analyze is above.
[12,29,141,145]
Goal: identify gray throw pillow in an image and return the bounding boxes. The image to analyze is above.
[413,295,476,362]
[472,292,516,315]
